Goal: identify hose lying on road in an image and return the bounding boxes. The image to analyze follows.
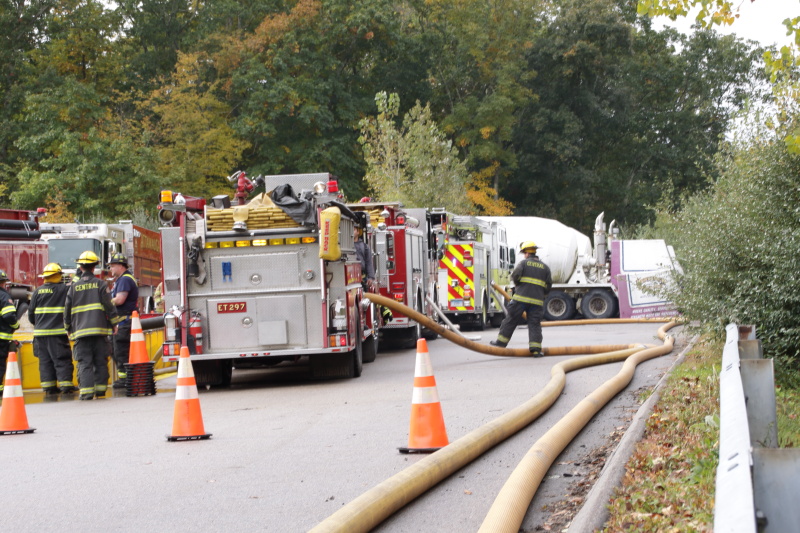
[310,295,679,533]
[478,322,676,533]
[365,292,645,357]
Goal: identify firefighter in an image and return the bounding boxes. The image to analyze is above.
[355,225,390,323]
[28,263,77,394]
[0,269,20,394]
[490,241,552,357]
[354,226,376,291]
[64,251,120,400]
[108,252,139,389]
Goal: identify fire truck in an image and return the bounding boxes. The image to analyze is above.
[429,210,513,329]
[347,202,439,348]
[0,208,48,316]
[38,222,162,313]
[156,172,379,386]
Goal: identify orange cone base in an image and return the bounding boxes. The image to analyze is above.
[167,433,212,442]
[397,445,442,454]
[0,428,36,435]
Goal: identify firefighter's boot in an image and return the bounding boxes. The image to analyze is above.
[489,340,507,348]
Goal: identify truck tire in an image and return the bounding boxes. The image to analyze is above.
[580,289,617,320]
[193,360,233,388]
[476,296,488,330]
[363,332,378,363]
[352,319,364,377]
[421,294,438,341]
[311,323,362,379]
[544,291,576,321]
[404,321,420,350]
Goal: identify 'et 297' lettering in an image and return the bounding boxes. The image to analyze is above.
[217,302,247,313]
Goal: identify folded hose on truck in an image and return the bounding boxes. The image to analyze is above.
[310,313,680,533]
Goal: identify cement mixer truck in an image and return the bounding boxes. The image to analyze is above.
[480,213,680,320]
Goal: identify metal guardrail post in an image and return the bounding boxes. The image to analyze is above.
[715,324,800,532]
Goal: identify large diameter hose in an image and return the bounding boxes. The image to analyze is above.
[365,293,638,357]
[478,323,676,532]
[309,345,647,533]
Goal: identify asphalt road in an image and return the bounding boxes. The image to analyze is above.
[1,321,685,532]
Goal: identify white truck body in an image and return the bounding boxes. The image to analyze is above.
[481,214,680,320]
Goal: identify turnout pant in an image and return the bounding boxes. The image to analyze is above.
[33,335,74,390]
[112,319,131,380]
[496,300,545,352]
[73,336,110,397]
[0,340,9,393]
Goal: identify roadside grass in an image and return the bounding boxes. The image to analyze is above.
[602,338,720,532]
[602,336,800,532]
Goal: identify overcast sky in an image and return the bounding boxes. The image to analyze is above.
[654,0,799,48]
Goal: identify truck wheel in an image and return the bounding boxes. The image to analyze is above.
[476,297,488,330]
[362,332,378,363]
[351,321,364,377]
[544,291,576,321]
[193,360,233,388]
[421,294,438,340]
[310,321,362,379]
[580,289,617,320]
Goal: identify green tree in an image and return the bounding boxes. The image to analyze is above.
[509,0,763,233]
[140,52,250,199]
[225,0,432,195]
[12,76,161,219]
[0,0,57,202]
[422,0,543,196]
[359,92,509,214]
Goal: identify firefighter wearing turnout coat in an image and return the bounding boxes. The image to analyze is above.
[28,263,77,394]
[64,251,121,400]
[0,269,20,395]
[108,253,138,389]
[490,241,552,357]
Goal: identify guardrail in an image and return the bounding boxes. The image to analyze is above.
[714,324,800,532]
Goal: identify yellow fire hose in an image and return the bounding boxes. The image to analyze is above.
[309,295,678,533]
[366,293,640,357]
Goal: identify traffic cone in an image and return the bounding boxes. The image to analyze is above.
[167,346,211,441]
[399,339,448,453]
[128,311,149,364]
[0,352,35,435]
[125,311,156,397]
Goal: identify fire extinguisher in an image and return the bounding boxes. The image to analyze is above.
[189,312,204,354]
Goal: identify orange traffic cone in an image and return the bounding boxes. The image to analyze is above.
[399,339,448,453]
[0,352,35,435]
[128,311,149,364]
[167,346,211,441]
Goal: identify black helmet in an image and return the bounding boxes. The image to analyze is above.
[108,253,128,267]
[0,269,8,282]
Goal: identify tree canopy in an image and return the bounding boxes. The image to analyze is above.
[0,0,766,232]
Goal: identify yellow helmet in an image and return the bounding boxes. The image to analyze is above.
[520,240,539,253]
[41,263,63,278]
[76,251,100,265]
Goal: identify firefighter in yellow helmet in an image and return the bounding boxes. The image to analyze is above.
[0,268,20,395]
[490,241,552,357]
[64,251,120,400]
[28,263,77,394]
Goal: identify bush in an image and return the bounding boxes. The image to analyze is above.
[652,137,800,386]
